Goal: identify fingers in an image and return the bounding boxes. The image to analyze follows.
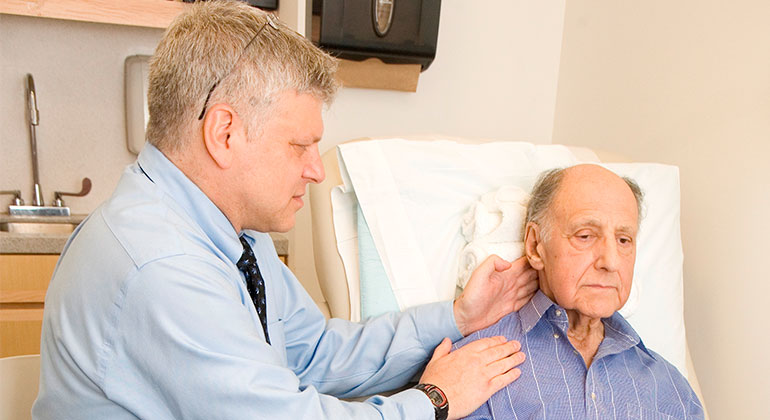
[515,260,537,286]
[519,279,539,297]
[489,366,523,391]
[430,337,452,361]
[491,255,513,272]
[508,255,531,274]
[482,342,526,393]
[481,338,522,362]
[485,348,525,376]
[511,277,539,311]
[454,337,522,369]
[474,255,511,279]
[456,335,507,353]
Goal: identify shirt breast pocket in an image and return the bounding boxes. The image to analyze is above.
[626,405,686,420]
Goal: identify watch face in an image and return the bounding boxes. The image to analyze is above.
[428,389,447,407]
[416,383,449,420]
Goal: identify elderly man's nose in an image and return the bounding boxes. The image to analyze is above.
[595,237,621,272]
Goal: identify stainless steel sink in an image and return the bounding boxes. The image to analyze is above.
[0,221,77,234]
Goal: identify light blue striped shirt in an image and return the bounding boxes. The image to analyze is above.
[33,143,461,420]
[455,291,703,420]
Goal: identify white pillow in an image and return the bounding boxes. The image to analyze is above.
[332,139,687,376]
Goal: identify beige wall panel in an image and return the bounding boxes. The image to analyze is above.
[552,1,770,418]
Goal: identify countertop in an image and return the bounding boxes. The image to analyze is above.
[0,214,289,255]
[0,213,87,254]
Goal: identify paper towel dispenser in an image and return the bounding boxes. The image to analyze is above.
[313,0,442,70]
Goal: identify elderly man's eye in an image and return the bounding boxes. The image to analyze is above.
[618,236,633,246]
[573,232,595,242]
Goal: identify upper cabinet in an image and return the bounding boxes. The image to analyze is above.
[0,0,187,29]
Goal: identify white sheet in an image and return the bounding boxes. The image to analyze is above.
[329,185,361,321]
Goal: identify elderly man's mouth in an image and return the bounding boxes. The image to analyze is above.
[584,284,616,290]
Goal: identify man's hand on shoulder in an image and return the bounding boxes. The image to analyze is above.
[454,255,537,336]
[419,336,525,420]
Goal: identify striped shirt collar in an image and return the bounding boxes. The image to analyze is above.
[519,290,657,361]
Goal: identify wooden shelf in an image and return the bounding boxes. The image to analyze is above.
[337,58,420,92]
[0,0,187,29]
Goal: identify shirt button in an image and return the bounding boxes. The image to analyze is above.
[553,333,560,339]
[591,392,596,401]
[555,310,562,316]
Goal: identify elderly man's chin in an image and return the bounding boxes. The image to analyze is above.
[575,288,628,319]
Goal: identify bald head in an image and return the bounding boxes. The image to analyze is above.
[525,164,643,241]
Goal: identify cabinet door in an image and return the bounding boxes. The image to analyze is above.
[0,254,59,357]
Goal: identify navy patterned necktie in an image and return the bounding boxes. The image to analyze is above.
[237,236,270,345]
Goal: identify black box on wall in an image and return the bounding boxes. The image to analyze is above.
[313,0,442,70]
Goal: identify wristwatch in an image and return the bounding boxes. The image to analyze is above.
[414,383,449,420]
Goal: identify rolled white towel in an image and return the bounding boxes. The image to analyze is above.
[460,202,476,242]
[457,241,525,289]
[483,203,528,243]
[485,241,525,263]
[462,186,530,242]
[461,201,503,242]
[471,200,503,239]
[457,243,486,289]
[458,185,531,289]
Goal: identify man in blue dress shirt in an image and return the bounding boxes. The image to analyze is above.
[456,164,704,420]
[32,1,538,419]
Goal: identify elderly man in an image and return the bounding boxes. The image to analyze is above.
[456,164,704,419]
[32,2,538,420]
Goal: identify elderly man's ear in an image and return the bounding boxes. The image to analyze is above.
[524,222,546,271]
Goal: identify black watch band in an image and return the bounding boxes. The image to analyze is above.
[414,383,449,420]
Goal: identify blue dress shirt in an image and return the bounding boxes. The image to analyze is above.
[33,143,462,420]
[456,291,704,420]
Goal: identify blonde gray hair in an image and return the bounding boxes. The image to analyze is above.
[525,167,644,241]
[146,0,339,153]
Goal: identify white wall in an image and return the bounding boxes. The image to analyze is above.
[551,1,770,418]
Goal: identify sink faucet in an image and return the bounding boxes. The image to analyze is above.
[27,74,44,206]
[0,74,92,217]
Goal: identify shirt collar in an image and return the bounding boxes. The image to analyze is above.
[519,290,657,360]
[519,290,557,334]
[136,143,243,265]
[600,310,656,360]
